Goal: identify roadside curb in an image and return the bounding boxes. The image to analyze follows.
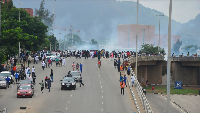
[161,95,189,113]
[150,93,200,96]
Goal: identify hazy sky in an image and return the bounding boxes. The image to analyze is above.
[118,0,200,23]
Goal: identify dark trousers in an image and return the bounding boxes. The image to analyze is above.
[48,86,50,92]
[15,78,18,83]
[33,78,36,84]
[118,67,120,72]
[6,82,9,88]
[121,88,124,95]
[79,80,84,87]
[41,87,44,91]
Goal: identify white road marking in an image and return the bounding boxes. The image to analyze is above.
[101,86,102,88]
[102,96,103,98]
[29,101,31,103]
[66,108,68,110]
[71,95,72,97]
[102,102,103,104]
[102,91,103,93]
[100,82,101,83]
[36,95,37,96]
[68,101,70,103]
[101,108,103,111]
[99,75,100,76]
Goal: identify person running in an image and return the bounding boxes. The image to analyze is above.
[48,59,51,68]
[62,58,66,67]
[41,61,45,70]
[120,80,125,95]
[76,63,79,71]
[72,62,75,71]
[50,69,53,82]
[131,74,135,87]
[39,80,44,93]
[80,63,83,73]
[79,74,84,87]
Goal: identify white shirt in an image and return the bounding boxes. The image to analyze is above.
[32,68,35,72]
[41,62,45,66]
[131,76,135,82]
[63,59,65,62]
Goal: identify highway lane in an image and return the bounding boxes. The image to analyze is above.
[146,93,182,113]
[0,57,136,113]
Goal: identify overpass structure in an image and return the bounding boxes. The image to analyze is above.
[129,56,164,86]
[171,57,200,85]
[128,56,200,86]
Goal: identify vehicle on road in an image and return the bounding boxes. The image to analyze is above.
[17,80,33,91]
[0,77,6,89]
[61,77,76,90]
[70,71,81,82]
[17,84,34,98]
[0,71,13,79]
[46,52,60,61]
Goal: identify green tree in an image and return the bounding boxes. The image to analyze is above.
[65,33,82,46]
[35,0,53,30]
[48,35,59,51]
[139,44,166,55]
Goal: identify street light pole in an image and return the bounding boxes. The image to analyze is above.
[156,15,164,51]
[167,0,172,113]
[135,0,139,79]
[59,33,61,50]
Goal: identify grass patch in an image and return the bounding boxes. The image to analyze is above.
[144,85,200,95]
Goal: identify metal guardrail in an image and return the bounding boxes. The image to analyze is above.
[0,108,7,113]
[126,57,153,113]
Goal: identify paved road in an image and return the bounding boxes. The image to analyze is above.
[0,57,136,113]
[146,93,183,113]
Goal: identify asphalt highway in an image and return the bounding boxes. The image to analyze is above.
[0,57,136,113]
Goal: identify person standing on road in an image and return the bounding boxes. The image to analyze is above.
[26,69,31,79]
[55,58,59,67]
[72,62,75,71]
[32,66,35,76]
[41,61,45,70]
[50,69,53,82]
[47,78,51,92]
[79,74,84,87]
[62,58,66,67]
[131,74,135,87]
[50,57,52,66]
[80,63,83,73]
[119,74,123,82]
[76,63,79,71]
[124,75,127,87]
[48,59,51,68]
[32,72,36,84]
[120,80,125,95]
[10,77,14,90]
[5,76,10,89]
[27,75,33,84]
[98,60,101,69]
[39,80,44,93]
[15,72,19,83]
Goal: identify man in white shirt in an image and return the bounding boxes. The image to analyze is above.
[41,61,45,70]
[131,74,135,87]
[62,58,66,67]
[32,66,35,76]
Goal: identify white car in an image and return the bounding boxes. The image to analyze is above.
[0,77,6,89]
[46,53,60,61]
[0,71,13,79]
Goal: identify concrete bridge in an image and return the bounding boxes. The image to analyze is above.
[129,56,200,86]
[171,57,200,85]
[129,56,164,86]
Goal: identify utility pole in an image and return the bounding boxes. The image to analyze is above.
[59,33,61,50]
[156,14,164,51]
[135,0,139,79]
[143,28,145,44]
[167,0,172,113]
[18,3,23,64]
[64,37,65,51]
[128,29,129,48]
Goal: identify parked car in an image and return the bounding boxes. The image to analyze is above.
[70,71,81,82]
[17,84,34,98]
[0,77,6,89]
[60,77,76,90]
